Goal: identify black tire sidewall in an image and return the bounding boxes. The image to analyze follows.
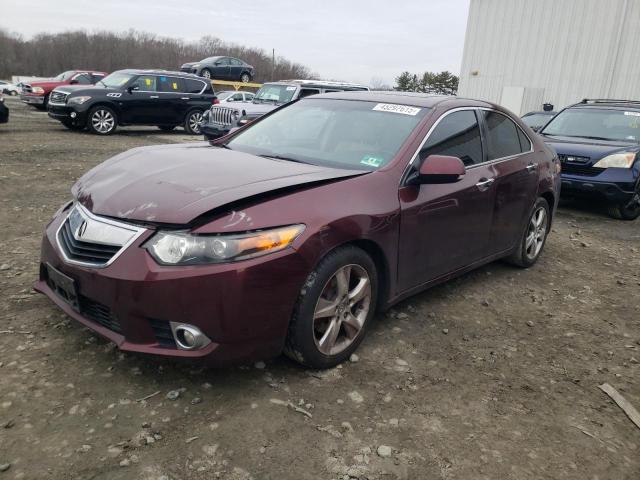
[201,69,211,79]
[87,106,117,135]
[286,246,378,369]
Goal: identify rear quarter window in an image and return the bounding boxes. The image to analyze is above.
[483,111,527,159]
[183,79,206,94]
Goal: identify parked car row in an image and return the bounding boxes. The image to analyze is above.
[20,70,106,109]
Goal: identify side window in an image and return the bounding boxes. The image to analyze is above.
[483,111,525,159]
[517,128,532,152]
[183,79,206,94]
[324,89,341,93]
[91,74,105,83]
[420,110,483,166]
[298,88,320,99]
[244,93,255,101]
[231,93,244,101]
[217,57,231,66]
[230,58,242,66]
[157,76,183,93]
[131,75,157,91]
[73,74,91,85]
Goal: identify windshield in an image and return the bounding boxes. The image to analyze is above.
[522,113,553,128]
[542,107,640,142]
[217,91,234,101]
[54,71,75,81]
[100,72,135,88]
[253,84,297,104]
[226,98,429,170]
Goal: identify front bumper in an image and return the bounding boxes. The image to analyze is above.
[47,104,88,125]
[201,122,231,139]
[35,211,310,365]
[21,94,45,105]
[560,168,638,203]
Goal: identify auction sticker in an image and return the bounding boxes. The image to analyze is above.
[373,103,421,116]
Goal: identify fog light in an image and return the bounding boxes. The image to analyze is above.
[70,112,77,118]
[170,322,211,350]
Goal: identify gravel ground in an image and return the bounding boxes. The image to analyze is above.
[1,97,639,480]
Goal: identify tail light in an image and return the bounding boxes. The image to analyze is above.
[213,98,220,105]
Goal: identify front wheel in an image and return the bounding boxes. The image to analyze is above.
[200,69,212,79]
[608,187,640,221]
[184,110,203,135]
[240,72,251,83]
[87,106,117,135]
[284,246,378,369]
[505,197,550,268]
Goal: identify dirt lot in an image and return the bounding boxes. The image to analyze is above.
[0,97,639,480]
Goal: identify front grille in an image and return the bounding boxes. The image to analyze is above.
[79,295,122,333]
[560,163,605,177]
[209,106,237,127]
[58,220,120,265]
[49,91,68,105]
[150,319,177,349]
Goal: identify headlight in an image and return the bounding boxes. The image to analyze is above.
[232,110,240,120]
[593,152,637,168]
[67,96,91,105]
[31,87,44,94]
[145,224,305,265]
[193,64,201,68]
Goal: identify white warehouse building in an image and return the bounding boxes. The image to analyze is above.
[458,0,640,115]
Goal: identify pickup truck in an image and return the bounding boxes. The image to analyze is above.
[21,70,106,109]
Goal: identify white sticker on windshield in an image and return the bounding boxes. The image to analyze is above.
[624,111,640,117]
[286,86,296,91]
[373,103,421,116]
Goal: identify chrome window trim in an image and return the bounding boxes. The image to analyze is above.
[55,203,147,269]
[402,106,535,183]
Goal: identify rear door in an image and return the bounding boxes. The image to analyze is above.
[229,58,243,80]
[398,109,495,290]
[479,110,539,254]
[157,75,187,124]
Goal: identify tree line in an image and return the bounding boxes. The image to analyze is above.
[0,29,314,82]
[394,71,459,95]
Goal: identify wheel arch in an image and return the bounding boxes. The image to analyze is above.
[539,190,555,222]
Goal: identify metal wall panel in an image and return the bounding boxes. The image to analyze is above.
[458,0,638,114]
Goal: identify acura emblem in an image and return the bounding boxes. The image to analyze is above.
[77,220,88,238]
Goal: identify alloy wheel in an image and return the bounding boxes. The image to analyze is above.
[525,206,547,260]
[241,73,250,83]
[188,112,203,134]
[201,69,211,79]
[91,109,115,134]
[313,264,371,356]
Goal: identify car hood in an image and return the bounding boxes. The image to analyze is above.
[54,84,117,95]
[72,143,366,225]
[242,102,281,116]
[541,134,640,164]
[181,62,198,68]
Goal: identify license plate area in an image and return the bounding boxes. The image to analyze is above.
[45,263,80,312]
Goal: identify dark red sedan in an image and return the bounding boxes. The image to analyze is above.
[36,92,560,368]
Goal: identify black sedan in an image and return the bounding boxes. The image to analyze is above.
[180,56,255,82]
[0,93,8,125]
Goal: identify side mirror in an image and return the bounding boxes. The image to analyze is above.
[227,97,234,102]
[70,79,78,85]
[411,155,466,184]
[127,85,139,94]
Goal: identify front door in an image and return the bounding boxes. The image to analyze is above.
[213,58,231,79]
[480,110,539,254]
[398,109,495,291]
[123,75,173,124]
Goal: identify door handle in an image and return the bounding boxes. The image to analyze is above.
[181,97,190,100]
[526,163,537,172]
[150,95,159,99]
[475,178,495,191]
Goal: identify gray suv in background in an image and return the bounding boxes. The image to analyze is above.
[200,79,369,139]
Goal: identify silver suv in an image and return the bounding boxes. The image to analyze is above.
[200,79,369,139]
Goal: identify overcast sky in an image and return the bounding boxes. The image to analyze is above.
[0,0,470,85]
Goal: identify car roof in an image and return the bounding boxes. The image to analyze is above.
[116,69,206,79]
[267,79,370,90]
[570,99,640,111]
[523,111,557,116]
[308,90,497,109]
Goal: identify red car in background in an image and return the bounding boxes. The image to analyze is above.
[36,92,560,368]
[21,70,106,109]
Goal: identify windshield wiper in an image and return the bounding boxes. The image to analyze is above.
[258,153,307,164]
[548,134,616,142]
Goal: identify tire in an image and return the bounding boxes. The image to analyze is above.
[87,106,117,135]
[200,69,212,79]
[61,120,84,131]
[284,246,378,369]
[240,72,251,83]
[505,197,551,268]
[158,125,176,131]
[184,110,204,135]
[607,186,640,221]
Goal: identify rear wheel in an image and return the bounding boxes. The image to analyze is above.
[87,106,117,135]
[184,110,203,135]
[607,185,640,220]
[240,72,251,83]
[284,246,378,369]
[200,69,212,79]
[505,197,550,268]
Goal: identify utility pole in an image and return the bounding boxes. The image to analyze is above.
[272,48,275,81]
